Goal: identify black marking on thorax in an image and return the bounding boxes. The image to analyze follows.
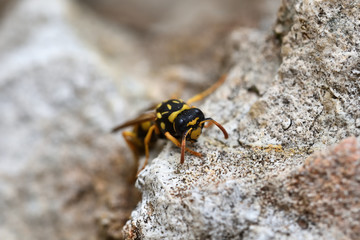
[155,99,190,137]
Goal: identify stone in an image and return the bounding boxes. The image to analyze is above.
[1,0,359,239]
[0,0,143,239]
[0,0,280,240]
[276,137,360,239]
[123,0,360,239]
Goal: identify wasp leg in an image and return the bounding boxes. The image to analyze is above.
[137,124,156,176]
[164,132,202,164]
[122,131,140,161]
[201,118,229,139]
[122,131,140,183]
[180,128,192,164]
[186,74,227,105]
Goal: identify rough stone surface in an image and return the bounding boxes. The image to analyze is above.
[123,0,360,239]
[270,137,360,240]
[0,0,141,239]
[1,0,358,239]
[0,0,278,240]
[240,0,360,150]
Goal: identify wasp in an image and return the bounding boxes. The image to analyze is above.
[112,75,228,175]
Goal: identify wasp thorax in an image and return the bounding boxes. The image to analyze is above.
[174,108,205,140]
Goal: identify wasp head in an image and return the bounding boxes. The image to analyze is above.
[174,108,205,142]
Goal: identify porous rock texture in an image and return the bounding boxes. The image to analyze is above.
[0,0,278,240]
[0,0,143,239]
[123,0,360,239]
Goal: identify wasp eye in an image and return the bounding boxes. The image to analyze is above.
[174,116,187,133]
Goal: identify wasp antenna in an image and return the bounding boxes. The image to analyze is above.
[202,118,228,139]
[164,132,202,162]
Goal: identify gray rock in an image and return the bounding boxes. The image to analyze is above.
[124,0,360,239]
[1,0,358,239]
[0,0,142,239]
[0,0,281,240]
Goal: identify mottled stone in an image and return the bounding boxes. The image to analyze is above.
[0,0,141,239]
[0,0,280,240]
[124,0,360,239]
[286,137,360,239]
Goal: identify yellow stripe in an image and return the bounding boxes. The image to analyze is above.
[190,127,202,140]
[168,105,190,123]
[157,112,162,119]
[161,122,166,130]
[187,117,199,127]
[167,104,172,110]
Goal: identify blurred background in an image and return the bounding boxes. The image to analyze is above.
[0,0,280,239]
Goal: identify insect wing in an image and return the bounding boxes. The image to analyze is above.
[111,112,156,133]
